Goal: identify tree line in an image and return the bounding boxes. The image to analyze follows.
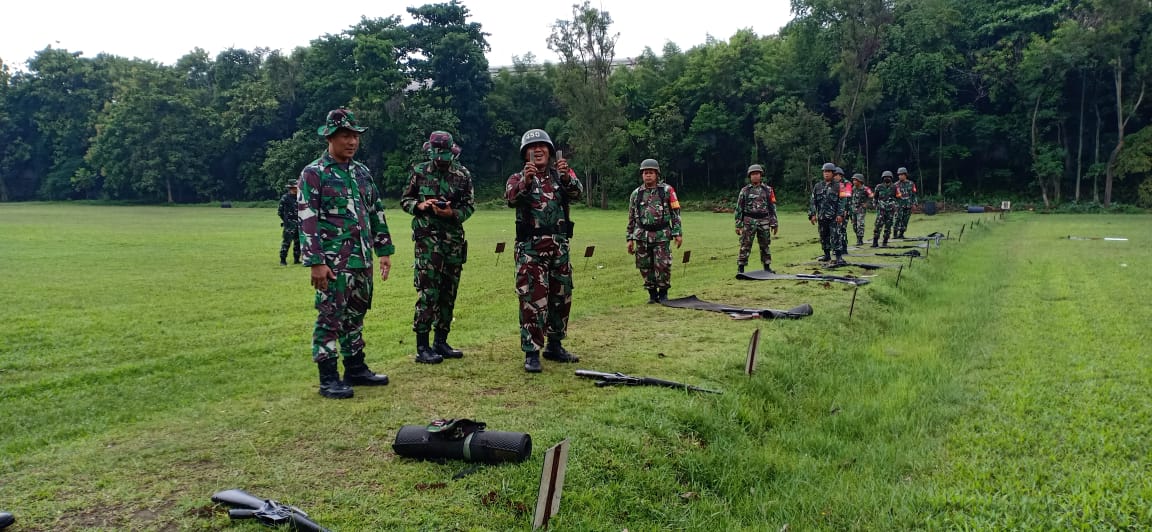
[0,0,1149,208]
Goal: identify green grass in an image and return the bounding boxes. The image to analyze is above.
[0,205,1149,530]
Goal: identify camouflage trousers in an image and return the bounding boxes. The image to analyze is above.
[817,218,845,255]
[849,208,867,241]
[515,238,573,353]
[895,205,912,235]
[836,216,849,253]
[281,226,300,262]
[873,205,895,240]
[634,240,672,290]
[737,222,772,266]
[412,233,464,334]
[312,267,373,362]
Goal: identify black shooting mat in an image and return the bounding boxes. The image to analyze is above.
[845,249,921,258]
[660,295,814,320]
[898,231,948,241]
[734,270,871,286]
[792,261,901,270]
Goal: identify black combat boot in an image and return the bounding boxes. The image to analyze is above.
[882,236,889,247]
[647,288,659,304]
[658,287,669,301]
[833,253,847,266]
[317,358,354,399]
[543,339,579,363]
[857,238,864,246]
[343,353,389,386]
[279,257,288,266]
[414,331,443,364]
[737,264,745,274]
[524,351,542,373]
[763,263,775,274]
[871,236,879,248]
[820,252,831,262]
[433,330,463,359]
[293,254,301,264]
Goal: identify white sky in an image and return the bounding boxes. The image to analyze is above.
[0,0,794,71]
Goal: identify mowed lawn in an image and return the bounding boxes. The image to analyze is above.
[0,203,1149,530]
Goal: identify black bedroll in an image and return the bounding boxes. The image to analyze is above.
[210,489,330,532]
[0,511,14,530]
[392,421,532,464]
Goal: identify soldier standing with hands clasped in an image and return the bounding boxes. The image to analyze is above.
[872,171,897,247]
[809,162,846,265]
[505,129,584,373]
[848,173,873,247]
[277,180,301,266]
[400,131,475,365]
[893,167,917,238]
[626,158,682,303]
[734,164,778,274]
[297,108,394,399]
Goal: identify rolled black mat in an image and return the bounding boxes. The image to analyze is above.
[736,270,871,285]
[393,425,531,464]
[661,295,814,319]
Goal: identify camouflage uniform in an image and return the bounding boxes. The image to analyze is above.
[872,179,897,245]
[848,178,873,245]
[298,151,395,363]
[399,154,475,338]
[833,174,852,254]
[894,176,917,237]
[734,183,778,268]
[278,184,301,264]
[627,183,682,291]
[809,179,846,259]
[505,166,583,354]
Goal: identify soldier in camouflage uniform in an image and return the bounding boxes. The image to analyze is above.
[298,108,394,399]
[871,171,897,247]
[833,166,852,255]
[809,162,847,265]
[848,173,873,247]
[734,164,778,274]
[400,131,475,364]
[893,167,917,238]
[505,129,584,373]
[627,159,683,303]
[278,180,301,266]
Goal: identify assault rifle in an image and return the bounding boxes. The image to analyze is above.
[575,370,722,394]
[211,489,330,532]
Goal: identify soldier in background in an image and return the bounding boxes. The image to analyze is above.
[277,180,301,266]
[849,173,873,247]
[400,131,475,364]
[626,158,683,303]
[505,129,584,373]
[733,164,778,274]
[298,108,394,399]
[872,171,897,247]
[894,166,918,238]
[809,162,846,265]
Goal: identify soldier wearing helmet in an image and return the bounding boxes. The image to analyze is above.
[871,171,897,247]
[893,167,917,238]
[848,173,873,247]
[505,129,584,373]
[809,162,847,264]
[400,131,476,364]
[627,158,683,303]
[278,179,301,266]
[734,164,779,274]
[297,108,394,399]
[832,167,852,257]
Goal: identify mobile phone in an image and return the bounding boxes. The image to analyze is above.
[435,201,448,208]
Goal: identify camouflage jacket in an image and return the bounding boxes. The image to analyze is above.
[399,160,475,236]
[626,183,682,242]
[809,180,846,220]
[894,179,917,206]
[505,167,584,243]
[278,192,299,229]
[873,183,897,209]
[297,151,395,270]
[734,183,778,229]
[850,184,874,212]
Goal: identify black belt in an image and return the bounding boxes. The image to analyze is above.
[639,221,669,231]
[515,221,574,241]
[742,212,770,219]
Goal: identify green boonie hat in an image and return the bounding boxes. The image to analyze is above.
[286,180,298,188]
[424,131,460,162]
[317,108,367,137]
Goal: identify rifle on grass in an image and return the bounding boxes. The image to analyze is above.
[575,370,722,394]
[211,489,330,532]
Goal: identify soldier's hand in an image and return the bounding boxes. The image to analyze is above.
[772,225,779,236]
[379,256,392,282]
[674,235,683,248]
[735,227,742,236]
[556,159,570,180]
[809,215,816,225]
[522,162,537,180]
[430,202,453,218]
[627,241,635,255]
[311,265,336,291]
[417,199,437,211]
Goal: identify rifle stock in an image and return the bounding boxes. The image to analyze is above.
[211,489,330,532]
[575,369,721,394]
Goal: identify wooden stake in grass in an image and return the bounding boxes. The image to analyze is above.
[896,264,904,287]
[848,284,860,318]
[583,245,595,271]
[745,328,761,376]
[495,242,507,266]
[533,439,571,530]
[681,250,692,276]
[958,224,965,242]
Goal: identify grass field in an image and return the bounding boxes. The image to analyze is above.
[0,204,1149,530]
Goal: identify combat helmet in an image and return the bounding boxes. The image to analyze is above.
[851,173,864,182]
[821,162,836,171]
[519,129,555,160]
[286,180,298,189]
[897,167,909,175]
[639,158,661,174]
[747,164,764,176]
[835,166,845,176]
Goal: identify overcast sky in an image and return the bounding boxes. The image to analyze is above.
[1,0,795,71]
